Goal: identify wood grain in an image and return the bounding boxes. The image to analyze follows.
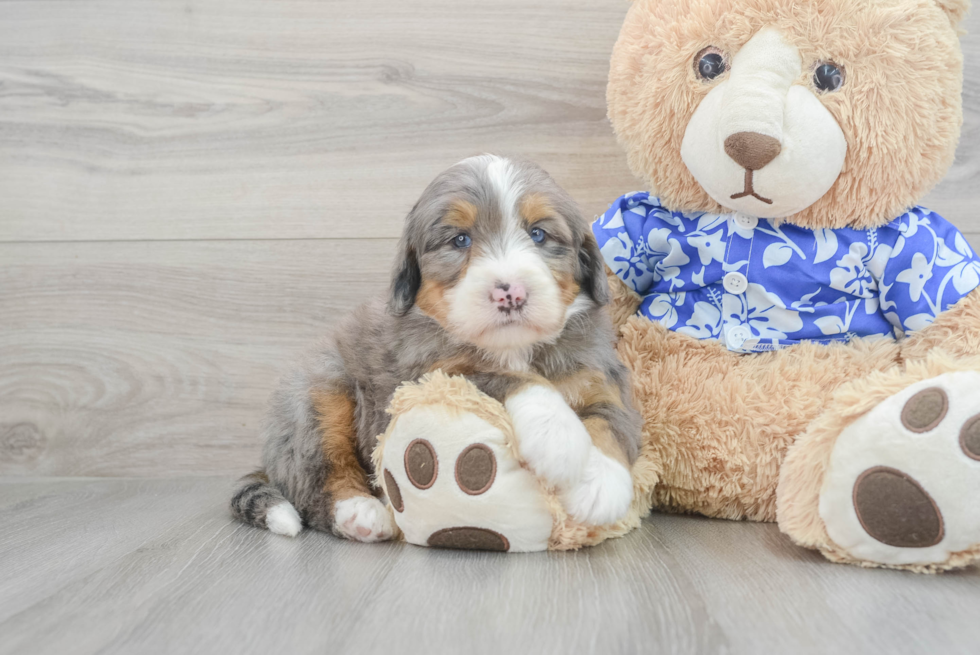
[0,0,636,242]
[2,4,980,653]
[0,239,395,477]
[0,1,977,244]
[0,477,977,655]
[2,2,980,478]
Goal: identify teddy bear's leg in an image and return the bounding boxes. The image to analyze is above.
[777,352,980,571]
[375,373,556,552]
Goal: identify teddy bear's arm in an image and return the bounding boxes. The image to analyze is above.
[899,288,980,362]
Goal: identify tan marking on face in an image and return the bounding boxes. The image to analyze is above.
[521,192,574,242]
[522,192,580,307]
[416,279,451,326]
[555,370,625,411]
[555,270,581,307]
[582,416,630,467]
[311,390,373,503]
[520,192,555,225]
[445,199,478,230]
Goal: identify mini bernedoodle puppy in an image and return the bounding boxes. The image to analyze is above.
[231,155,642,542]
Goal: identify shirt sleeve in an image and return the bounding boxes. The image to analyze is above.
[591,193,669,297]
[878,207,980,334]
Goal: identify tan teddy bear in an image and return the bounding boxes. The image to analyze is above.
[594,0,980,572]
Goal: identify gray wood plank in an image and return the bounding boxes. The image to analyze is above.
[0,0,636,242]
[0,1,977,244]
[923,7,980,226]
[0,239,394,477]
[0,477,976,655]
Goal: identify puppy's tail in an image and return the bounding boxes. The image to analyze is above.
[230,470,303,537]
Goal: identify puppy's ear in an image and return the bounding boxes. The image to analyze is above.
[387,239,421,316]
[578,232,610,306]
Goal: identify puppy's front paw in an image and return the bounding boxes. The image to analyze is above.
[504,384,591,488]
[562,447,634,526]
[333,496,395,543]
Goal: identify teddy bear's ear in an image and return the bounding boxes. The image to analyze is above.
[934,0,970,28]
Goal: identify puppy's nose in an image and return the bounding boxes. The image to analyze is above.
[491,282,527,311]
[724,131,782,170]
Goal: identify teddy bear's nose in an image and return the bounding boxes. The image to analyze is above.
[724,131,782,170]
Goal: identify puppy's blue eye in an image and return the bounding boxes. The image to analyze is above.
[529,227,546,244]
[453,234,471,248]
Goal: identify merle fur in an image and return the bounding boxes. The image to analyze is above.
[230,156,642,535]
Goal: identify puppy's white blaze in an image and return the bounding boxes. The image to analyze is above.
[505,385,592,488]
[562,447,634,526]
[484,155,524,228]
[333,496,395,543]
[266,501,303,537]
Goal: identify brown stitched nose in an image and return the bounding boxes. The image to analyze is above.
[724,132,782,171]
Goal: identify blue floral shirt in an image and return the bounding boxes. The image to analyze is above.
[592,192,980,353]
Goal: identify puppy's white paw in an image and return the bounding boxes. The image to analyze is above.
[266,501,303,537]
[504,384,591,488]
[333,496,395,543]
[561,447,634,526]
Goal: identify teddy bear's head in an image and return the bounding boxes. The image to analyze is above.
[608,0,969,229]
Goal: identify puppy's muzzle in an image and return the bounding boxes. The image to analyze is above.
[491,282,527,314]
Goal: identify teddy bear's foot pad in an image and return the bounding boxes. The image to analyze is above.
[379,404,554,552]
[820,372,980,567]
[427,527,510,551]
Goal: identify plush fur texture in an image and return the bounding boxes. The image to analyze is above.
[618,304,901,522]
[373,371,657,550]
[609,0,965,228]
[777,348,980,572]
[606,0,980,571]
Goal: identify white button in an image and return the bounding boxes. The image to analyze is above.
[727,326,752,349]
[733,213,759,230]
[723,272,748,294]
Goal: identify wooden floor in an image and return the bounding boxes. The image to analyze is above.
[1,477,979,655]
[3,1,980,654]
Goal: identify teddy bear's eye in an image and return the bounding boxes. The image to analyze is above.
[814,62,845,93]
[695,46,728,81]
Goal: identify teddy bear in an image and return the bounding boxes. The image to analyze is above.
[590,0,980,572]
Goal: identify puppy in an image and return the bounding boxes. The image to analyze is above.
[231,155,643,541]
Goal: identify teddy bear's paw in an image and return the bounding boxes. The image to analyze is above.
[332,496,396,543]
[504,384,592,488]
[379,404,554,552]
[819,372,980,568]
[561,447,634,526]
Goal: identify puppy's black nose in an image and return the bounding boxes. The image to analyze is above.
[491,282,527,312]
